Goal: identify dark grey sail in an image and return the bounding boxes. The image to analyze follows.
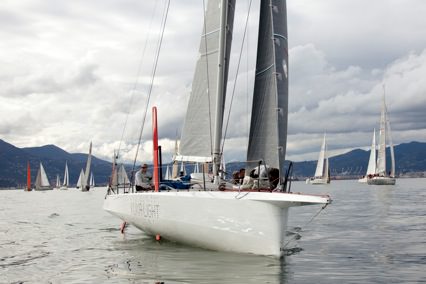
[247,0,289,180]
[177,0,236,163]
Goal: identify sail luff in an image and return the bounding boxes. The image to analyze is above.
[247,0,288,180]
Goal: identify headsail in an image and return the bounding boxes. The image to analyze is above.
[82,142,92,188]
[314,135,327,178]
[63,162,69,186]
[247,0,288,180]
[177,0,236,163]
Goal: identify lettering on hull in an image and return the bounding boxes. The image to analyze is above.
[130,195,160,224]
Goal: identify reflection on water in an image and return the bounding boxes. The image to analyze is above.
[1,179,425,283]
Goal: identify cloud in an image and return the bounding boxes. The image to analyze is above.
[0,0,425,165]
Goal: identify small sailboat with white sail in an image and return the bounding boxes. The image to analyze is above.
[89,172,95,188]
[81,142,92,192]
[307,134,330,184]
[104,0,331,257]
[76,169,84,189]
[60,162,69,190]
[367,89,396,185]
[358,129,376,183]
[34,162,52,191]
[55,174,61,189]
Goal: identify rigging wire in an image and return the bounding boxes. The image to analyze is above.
[220,0,253,156]
[131,0,171,178]
[116,2,160,159]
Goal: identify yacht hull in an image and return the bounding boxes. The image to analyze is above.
[104,191,330,257]
[307,178,330,185]
[367,176,396,185]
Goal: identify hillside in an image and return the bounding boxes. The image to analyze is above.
[0,139,112,188]
[1,139,425,188]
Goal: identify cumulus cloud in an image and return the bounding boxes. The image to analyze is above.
[0,0,425,164]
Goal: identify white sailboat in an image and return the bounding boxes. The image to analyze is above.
[307,134,330,184]
[358,129,376,183]
[35,162,52,191]
[55,174,61,189]
[104,0,331,257]
[367,90,396,185]
[81,142,92,191]
[76,169,84,189]
[60,162,69,190]
[89,172,95,188]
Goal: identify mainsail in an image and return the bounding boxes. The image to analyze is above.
[35,162,50,190]
[375,92,395,177]
[247,0,288,178]
[82,142,92,188]
[366,129,377,176]
[376,95,387,175]
[63,162,69,186]
[314,134,327,178]
[177,0,236,163]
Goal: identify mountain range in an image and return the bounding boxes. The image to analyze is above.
[1,139,425,188]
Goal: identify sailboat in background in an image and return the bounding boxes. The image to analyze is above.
[34,162,52,191]
[81,142,92,192]
[358,129,376,183]
[367,89,396,185]
[25,161,32,191]
[76,169,84,189]
[307,134,330,184]
[60,162,69,190]
[55,174,61,189]
[104,0,330,257]
[89,172,95,188]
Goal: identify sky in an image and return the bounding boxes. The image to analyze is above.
[1,0,426,164]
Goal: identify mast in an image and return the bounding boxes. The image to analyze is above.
[376,93,387,175]
[212,0,229,184]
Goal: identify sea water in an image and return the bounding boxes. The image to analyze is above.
[1,179,425,283]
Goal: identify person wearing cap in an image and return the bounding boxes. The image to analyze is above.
[135,164,152,191]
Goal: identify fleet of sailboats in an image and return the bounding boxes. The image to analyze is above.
[307,134,330,185]
[104,0,331,257]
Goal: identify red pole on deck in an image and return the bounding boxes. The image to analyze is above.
[152,106,159,192]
